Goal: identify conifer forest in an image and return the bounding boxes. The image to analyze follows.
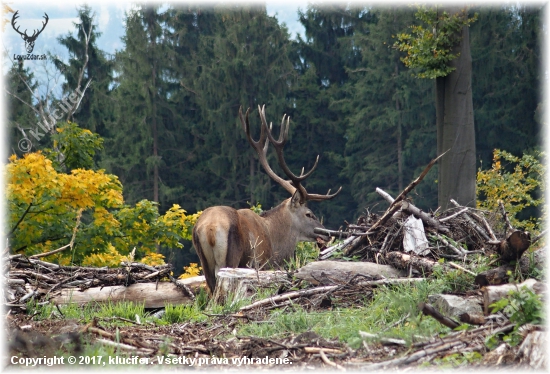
[5,3,543,272]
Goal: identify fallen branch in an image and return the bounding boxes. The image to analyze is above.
[359,340,464,370]
[439,207,469,223]
[402,201,450,235]
[319,235,358,259]
[531,229,547,245]
[418,302,460,329]
[390,150,449,210]
[459,313,486,325]
[318,349,346,371]
[239,285,338,312]
[314,228,354,238]
[450,199,491,241]
[448,262,476,276]
[498,201,515,233]
[433,233,467,256]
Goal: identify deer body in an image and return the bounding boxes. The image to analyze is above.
[193,106,340,292]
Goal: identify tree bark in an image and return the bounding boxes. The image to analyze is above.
[436,9,476,209]
[294,260,405,285]
[51,280,205,308]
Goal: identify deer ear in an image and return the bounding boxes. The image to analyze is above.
[290,190,305,209]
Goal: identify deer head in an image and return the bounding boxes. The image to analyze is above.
[12,11,49,54]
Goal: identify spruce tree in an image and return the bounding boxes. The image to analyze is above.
[53,5,114,135]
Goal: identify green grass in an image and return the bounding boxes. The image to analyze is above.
[162,303,207,324]
[21,248,499,363]
[237,279,450,348]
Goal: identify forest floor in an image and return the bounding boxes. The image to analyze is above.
[5,272,542,371]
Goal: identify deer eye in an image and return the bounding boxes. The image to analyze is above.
[306,212,315,219]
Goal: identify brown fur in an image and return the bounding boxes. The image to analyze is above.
[192,195,328,292]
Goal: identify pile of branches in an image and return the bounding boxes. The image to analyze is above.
[4,251,174,308]
[316,154,544,282]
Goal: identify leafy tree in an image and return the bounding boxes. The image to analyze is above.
[395,6,478,209]
[477,149,544,232]
[6,123,199,266]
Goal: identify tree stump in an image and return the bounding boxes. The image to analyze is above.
[211,268,289,305]
[518,330,547,369]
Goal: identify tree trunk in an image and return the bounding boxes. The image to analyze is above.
[394,11,404,192]
[435,10,476,209]
[151,26,159,204]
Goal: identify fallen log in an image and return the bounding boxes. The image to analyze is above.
[384,252,439,275]
[52,277,205,308]
[294,260,405,285]
[482,278,546,315]
[475,246,545,286]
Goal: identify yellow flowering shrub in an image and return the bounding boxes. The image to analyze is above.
[6,123,202,267]
[477,149,545,232]
[179,263,202,279]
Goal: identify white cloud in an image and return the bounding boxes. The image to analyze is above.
[97,5,110,32]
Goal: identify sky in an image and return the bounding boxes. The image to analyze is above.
[2,1,308,65]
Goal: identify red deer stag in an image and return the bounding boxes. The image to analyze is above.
[193,105,341,292]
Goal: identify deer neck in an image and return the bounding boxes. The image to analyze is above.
[261,198,298,263]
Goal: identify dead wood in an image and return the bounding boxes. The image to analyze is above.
[384,252,438,275]
[211,268,289,304]
[475,246,545,286]
[239,285,339,312]
[294,260,405,285]
[449,199,491,241]
[52,281,197,308]
[314,228,354,238]
[390,150,448,210]
[482,278,545,315]
[401,201,450,235]
[358,340,465,370]
[319,235,358,259]
[497,230,532,262]
[418,302,460,329]
[518,330,547,369]
[459,312,487,325]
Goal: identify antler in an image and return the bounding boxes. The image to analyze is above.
[240,105,341,202]
[30,13,49,40]
[11,11,26,37]
[240,106,296,196]
[11,12,48,40]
